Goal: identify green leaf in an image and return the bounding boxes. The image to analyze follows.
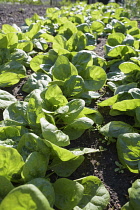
[129,88,140,99]
[106,33,125,46]
[0,126,28,146]
[22,151,49,182]
[2,24,19,33]
[17,133,50,161]
[107,45,137,60]
[42,84,68,111]
[117,133,140,173]
[0,72,20,87]
[83,66,107,91]
[26,89,43,132]
[63,75,85,97]
[28,178,55,207]
[126,179,140,210]
[100,121,136,139]
[6,33,18,49]
[0,145,24,181]
[66,31,87,52]
[57,99,85,124]
[0,89,17,109]
[25,22,41,39]
[17,41,33,52]
[52,55,78,81]
[3,101,28,126]
[72,50,93,74]
[75,176,110,210]
[50,154,84,177]
[0,176,14,200]
[40,118,70,147]
[58,21,77,40]
[91,21,104,34]
[22,72,52,93]
[52,35,69,54]
[30,53,57,73]
[0,60,26,78]
[53,178,84,210]
[0,184,54,210]
[119,62,140,73]
[112,99,140,112]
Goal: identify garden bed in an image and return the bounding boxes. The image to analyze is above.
[0,3,140,210]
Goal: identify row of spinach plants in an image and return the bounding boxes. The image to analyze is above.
[0,1,140,209]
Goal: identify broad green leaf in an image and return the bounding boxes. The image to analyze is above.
[119,62,140,73]
[26,89,43,132]
[22,151,49,182]
[124,179,140,210]
[100,121,136,139]
[43,139,82,161]
[40,118,70,146]
[0,60,26,78]
[66,31,87,52]
[117,133,140,173]
[75,176,110,210]
[107,45,137,60]
[53,35,69,54]
[121,202,131,210]
[17,133,50,161]
[0,176,14,201]
[0,126,28,146]
[77,23,90,33]
[114,83,137,95]
[6,33,18,49]
[113,21,126,33]
[53,178,84,210]
[83,66,107,91]
[58,21,77,40]
[129,88,140,99]
[63,117,94,140]
[52,55,78,81]
[28,178,55,207]
[0,72,20,87]
[63,75,85,97]
[22,72,52,93]
[30,53,57,73]
[42,84,68,111]
[63,126,85,140]
[0,34,7,48]
[0,184,54,210]
[25,22,41,39]
[10,49,31,67]
[91,21,104,34]
[0,145,24,181]
[49,154,84,177]
[112,99,140,112]
[57,99,85,124]
[106,33,125,46]
[17,41,33,52]
[3,101,28,126]
[80,107,104,125]
[72,50,93,74]
[2,24,18,33]
[0,89,16,109]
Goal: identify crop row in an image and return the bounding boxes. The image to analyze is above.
[0,2,140,210]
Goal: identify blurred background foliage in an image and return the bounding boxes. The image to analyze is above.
[0,0,139,19]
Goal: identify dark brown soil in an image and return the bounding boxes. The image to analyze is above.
[0,3,140,210]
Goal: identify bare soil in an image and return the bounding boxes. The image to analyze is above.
[0,3,140,210]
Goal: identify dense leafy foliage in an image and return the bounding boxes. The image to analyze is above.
[0,1,140,209]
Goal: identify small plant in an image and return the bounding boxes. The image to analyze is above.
[114,161,125,173]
